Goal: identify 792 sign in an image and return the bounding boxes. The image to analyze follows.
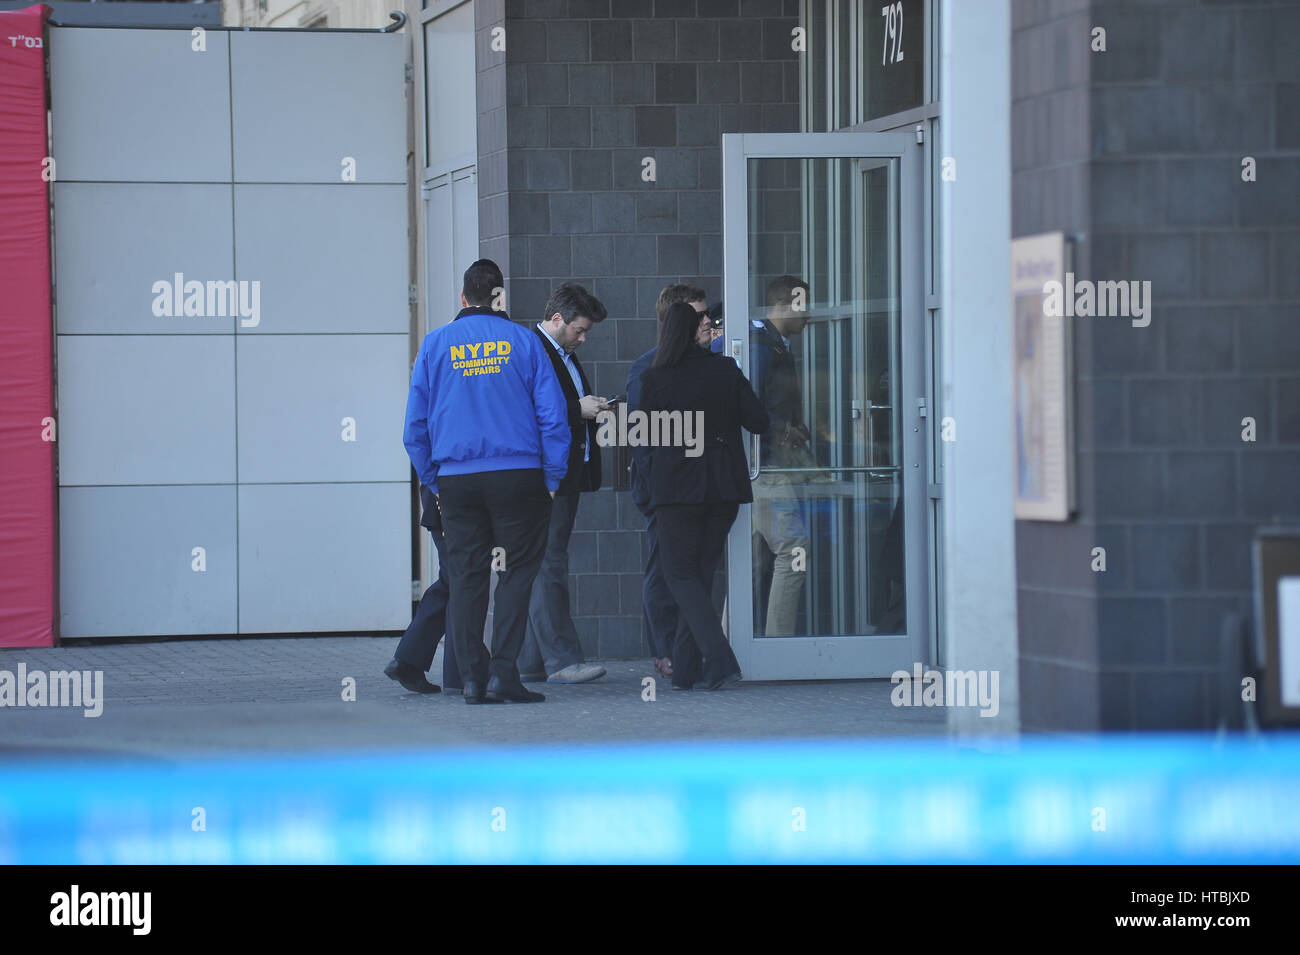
[880,2,905,66]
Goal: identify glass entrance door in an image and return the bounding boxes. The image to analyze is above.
[721,132,926,680]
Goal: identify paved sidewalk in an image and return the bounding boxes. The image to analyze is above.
[0,636,946,758]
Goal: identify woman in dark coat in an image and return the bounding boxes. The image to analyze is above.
[639,301,770,689]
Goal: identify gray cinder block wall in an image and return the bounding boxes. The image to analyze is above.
[474,0,800,659]
[1014,0,1300,730]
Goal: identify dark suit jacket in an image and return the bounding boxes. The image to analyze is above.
[639,345,770,507]
[749,319,805,460]
[625,346,656,511]
[532,325,601,495]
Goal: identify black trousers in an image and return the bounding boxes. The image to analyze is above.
[519,488,585,675]
[655,501,741,686]
[640,509,679,661]
[393,515,464,690]
[438,468,552,686]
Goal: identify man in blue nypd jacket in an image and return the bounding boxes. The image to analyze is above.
[403,259,570,704]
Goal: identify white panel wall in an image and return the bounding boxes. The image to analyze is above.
[229,31,406,183]
[233,184,408,334]
[56,336,236,486]
[59,486,239,637]
[49,29,232,182]
[238,484,410,633]
[50,26,410,638]
[236,334,410,484]
[52,183,235,335]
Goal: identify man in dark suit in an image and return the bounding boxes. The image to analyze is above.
[625,284,708,677]
[383,484,461,693]
[517,283,611,685]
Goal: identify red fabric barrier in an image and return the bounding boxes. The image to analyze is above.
[0,4,55,646]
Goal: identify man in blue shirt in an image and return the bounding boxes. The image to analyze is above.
[518,284,611,685]
[403,259,570,704]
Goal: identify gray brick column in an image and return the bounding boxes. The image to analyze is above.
[1013,0,1300,729]
[474,0,801,659]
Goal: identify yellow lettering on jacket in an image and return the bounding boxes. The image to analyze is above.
[448,341,512,371]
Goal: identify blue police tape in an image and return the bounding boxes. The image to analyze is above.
[1,734,1298,863]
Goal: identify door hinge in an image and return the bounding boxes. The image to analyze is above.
[409,284,419,305]
[917,397,928,418]
[915,123,924,144]
[411,579,422,600]
[404,62,414,83]
[928,483,942,500]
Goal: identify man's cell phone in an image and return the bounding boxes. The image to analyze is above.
[605,394,626,405]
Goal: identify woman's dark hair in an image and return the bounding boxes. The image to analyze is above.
[652,301,706,368]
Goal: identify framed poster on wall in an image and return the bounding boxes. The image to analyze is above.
[1253,529,1300,727]
[1011,231,1074,521]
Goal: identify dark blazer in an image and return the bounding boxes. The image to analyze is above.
[625,346,656,511]
[749,319,805,460]
[639,345,770,507]
[532,325,602,495]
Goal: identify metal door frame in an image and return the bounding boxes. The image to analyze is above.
[721,131,928,680]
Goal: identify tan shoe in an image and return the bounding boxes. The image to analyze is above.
[547,663,607,684]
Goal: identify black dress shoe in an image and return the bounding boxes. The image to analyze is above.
[462,679,499,704]
[384,658,440,694]
[706,670,742,691]
[671,670,701,691]
[484,675,545,703]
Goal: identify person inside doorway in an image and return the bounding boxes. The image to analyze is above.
[749,276,813,637]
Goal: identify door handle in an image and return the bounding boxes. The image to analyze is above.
[750,430,760,480]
